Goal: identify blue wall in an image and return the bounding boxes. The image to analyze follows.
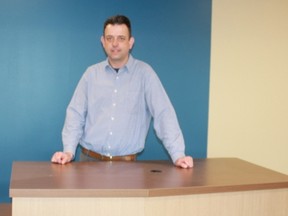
[0,0,211,202]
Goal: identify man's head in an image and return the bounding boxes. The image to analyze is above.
[103,15,132,38]
[101,15,135,68]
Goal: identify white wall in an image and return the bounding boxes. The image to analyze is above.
[208,0,288,174]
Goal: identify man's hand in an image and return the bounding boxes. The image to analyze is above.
[175,156,193,168]
[51,152,73,165]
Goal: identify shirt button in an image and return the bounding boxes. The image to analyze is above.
[114,89,118,93]
[116,76,119,80]
[111,117,115,121]
[112,103,116,107]
[109,131,113,135]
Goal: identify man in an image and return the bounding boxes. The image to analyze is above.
[51,15,193,168]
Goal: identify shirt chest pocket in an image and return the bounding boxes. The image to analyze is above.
[125,91,143,114]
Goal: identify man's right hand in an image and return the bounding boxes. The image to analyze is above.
[51,152,73,165]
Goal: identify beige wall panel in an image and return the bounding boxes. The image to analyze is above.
[208,0,288,174]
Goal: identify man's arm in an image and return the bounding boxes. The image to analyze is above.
[144,68,193,168]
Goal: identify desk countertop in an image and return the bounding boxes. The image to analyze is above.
[9,158,288,197]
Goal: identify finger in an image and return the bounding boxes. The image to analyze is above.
[61,156,69,165]
[184,157,193,167]
[180,162,188,168]
[181,159,193,168]
[60,153,72,164]
[186,159,193,168]
[176,160,187,168]
[51,154,59,163]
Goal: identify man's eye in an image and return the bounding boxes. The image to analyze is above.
[118,37,126,41]
[106,37,113,42]
[105,36,126,42]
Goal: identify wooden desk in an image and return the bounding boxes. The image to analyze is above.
[10,158,288,216]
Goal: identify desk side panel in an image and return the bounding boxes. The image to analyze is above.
[12,189,288,216]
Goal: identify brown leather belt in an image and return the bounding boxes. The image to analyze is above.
[81,146,136,161]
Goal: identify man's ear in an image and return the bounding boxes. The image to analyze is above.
[101,36,105,46]
[129,37,135,49]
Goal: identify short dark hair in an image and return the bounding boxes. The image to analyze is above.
[103,15,132,37]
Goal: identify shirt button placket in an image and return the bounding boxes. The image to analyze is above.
[108,74,119,147]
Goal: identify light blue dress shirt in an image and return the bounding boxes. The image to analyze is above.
[62,55,185,163]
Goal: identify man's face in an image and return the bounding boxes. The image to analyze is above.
[101,24,134,67]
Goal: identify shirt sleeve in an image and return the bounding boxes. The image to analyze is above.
[144,68,186,163]
[62,71,88,156]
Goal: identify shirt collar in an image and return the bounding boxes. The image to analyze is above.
[104,55,134,73]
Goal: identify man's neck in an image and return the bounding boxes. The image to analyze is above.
[108,56,129,69]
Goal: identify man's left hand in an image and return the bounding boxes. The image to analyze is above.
[175,156,193,168]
